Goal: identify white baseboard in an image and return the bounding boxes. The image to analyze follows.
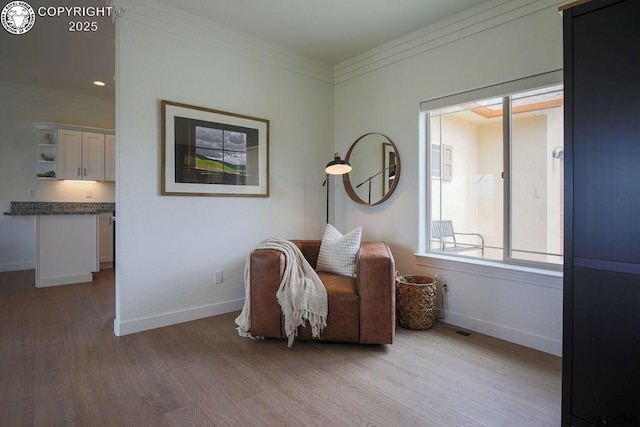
[0,261,35,272]
[36,273,93,287]
[440,310,562,357]
[114,299,245,336]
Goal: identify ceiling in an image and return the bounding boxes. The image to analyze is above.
[152,0,487,64]
[0,0,486,99]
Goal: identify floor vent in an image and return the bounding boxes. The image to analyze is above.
[440,324,474,338]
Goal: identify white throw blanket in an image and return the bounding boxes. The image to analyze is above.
[235,238,328,347]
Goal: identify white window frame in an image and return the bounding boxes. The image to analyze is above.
[419,70,563,271]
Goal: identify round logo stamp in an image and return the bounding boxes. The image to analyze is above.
[1,1,35,35]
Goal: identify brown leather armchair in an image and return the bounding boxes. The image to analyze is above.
[249,240,396,344]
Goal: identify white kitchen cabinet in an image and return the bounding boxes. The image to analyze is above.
[104,134,116,182]
[33,123,114,181]
[57,129,82,180]
[57,129,105,181]
[36,215,98,287]
[98,212,114,267]
[82,132,105,181]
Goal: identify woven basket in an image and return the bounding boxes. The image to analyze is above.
[396,275,437,330]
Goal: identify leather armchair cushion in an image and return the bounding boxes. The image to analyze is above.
[289,272,359,342]
[320,272,357,295]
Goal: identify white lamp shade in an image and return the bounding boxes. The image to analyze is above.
[325,152,352,175]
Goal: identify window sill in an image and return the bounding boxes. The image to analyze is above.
[414,253,563,289]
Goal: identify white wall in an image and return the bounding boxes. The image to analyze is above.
[333,0,564,355]
[114,0,334,334]
[0,82,115,272]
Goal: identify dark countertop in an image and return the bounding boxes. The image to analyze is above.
[4,201,115,216]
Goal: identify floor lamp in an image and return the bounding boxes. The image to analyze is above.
[322,152,352,223]
[355,164,395,204]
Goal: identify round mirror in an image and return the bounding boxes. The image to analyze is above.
[343,133,401,206]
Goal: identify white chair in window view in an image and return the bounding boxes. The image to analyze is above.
[432,220,485,256]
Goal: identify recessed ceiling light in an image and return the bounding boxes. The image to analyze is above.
[93,81,106,87]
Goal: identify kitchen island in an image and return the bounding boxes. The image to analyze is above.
[5,202,115,287]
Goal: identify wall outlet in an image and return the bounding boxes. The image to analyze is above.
[27,188,36,198]
[214,270,223,284]
[85,190,92,198]
[441,275,450,291]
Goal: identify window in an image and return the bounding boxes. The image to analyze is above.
[431,144,452,181]
[423,75,564,268]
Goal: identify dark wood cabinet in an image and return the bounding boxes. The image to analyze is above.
[563,0,640,425]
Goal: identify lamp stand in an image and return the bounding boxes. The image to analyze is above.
[355,164,395,204]
[322,174,329,223]
[323,152,351,225]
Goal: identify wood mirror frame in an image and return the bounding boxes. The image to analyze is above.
[342,133,401,206]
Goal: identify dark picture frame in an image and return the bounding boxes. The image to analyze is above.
[383,142,396,195]
[161,100,269,196]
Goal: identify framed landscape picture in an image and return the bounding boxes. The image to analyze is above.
[161,100,269,196]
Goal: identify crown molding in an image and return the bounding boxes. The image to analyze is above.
[334,0,565,84]
[113,0,334,84]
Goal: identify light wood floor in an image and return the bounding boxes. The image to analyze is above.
[0,269,561,426]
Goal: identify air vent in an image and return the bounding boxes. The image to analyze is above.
[440,324,474,338]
